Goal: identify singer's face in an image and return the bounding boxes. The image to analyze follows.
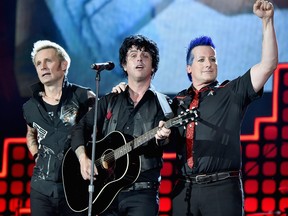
[123,46,153,81]
[34,48,67,86]
[187,46,218,89]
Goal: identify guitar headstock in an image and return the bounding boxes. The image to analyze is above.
[168,108,199,128]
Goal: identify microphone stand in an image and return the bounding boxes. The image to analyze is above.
[88,67,102,216]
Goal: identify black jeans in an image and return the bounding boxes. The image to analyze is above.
[100,189,159,216]
[172,178,244,216]
[30,188,86,216]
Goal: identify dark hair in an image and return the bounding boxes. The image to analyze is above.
[186,36,216,81]
[119,34,159,77]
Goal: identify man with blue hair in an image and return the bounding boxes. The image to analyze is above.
[171,0,278,215]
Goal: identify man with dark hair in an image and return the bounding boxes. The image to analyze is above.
[71,34,171,215]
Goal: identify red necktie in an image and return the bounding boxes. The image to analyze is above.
[186,89,200,168]
[186,87,213,168]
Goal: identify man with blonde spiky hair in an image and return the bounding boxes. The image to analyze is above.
[31,40,71,76]
[23,40,94,216]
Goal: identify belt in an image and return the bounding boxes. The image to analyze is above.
[122,182,159,191]
[180,171,241,184]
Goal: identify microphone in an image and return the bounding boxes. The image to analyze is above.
[91,61,115,71]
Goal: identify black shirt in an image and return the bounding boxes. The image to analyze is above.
[172,69,262,176]
[23,79,91,198]
[71,88,169,183]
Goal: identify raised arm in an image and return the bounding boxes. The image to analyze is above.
[250,0,278,93]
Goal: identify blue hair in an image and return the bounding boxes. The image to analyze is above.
[186,36,216,81]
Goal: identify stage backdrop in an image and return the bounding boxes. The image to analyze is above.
[14,0,288,97]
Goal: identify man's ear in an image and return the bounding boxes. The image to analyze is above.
[122,63,127,72]
[61,61,68,71]
[186,65,192,75]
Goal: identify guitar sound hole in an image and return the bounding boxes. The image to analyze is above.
[101,149,115,170]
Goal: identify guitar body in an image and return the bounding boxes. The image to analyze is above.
[62,131,141,214]
[62,109,198,214]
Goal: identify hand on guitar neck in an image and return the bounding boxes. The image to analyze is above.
[76,120,171,181]
[155,120,171,142]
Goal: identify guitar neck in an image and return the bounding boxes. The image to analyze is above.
[113,119,174,160]
[112,108,197,160]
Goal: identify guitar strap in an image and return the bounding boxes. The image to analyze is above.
[155,90,173,119]
[103,90,173,135]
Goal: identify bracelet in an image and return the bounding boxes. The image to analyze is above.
[33,153,38,160]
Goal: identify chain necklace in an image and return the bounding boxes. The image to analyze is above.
[39,91,61,102]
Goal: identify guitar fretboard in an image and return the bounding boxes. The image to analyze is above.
[95,108,197,164]
[114,110,196,159]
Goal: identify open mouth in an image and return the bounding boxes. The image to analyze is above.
[42,72,51,77]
